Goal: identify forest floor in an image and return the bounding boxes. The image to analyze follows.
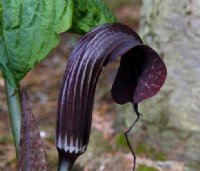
[0,1,193,171]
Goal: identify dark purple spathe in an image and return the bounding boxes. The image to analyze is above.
[56,23,167,165]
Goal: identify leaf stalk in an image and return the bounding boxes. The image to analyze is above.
[4,78,21,157]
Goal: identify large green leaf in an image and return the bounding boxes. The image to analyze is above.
[0,0,115,86]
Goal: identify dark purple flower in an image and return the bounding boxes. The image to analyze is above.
[56,23,167,170]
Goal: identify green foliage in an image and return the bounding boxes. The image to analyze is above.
[0,135,13,144]
[70,0,116,34]
[90,131,113,154]
[0,0,116,87]
[136,143,167,161]
[186,162,200,170]
[115,133,129,151]
[138,165,159,171]
[0,3,2,36]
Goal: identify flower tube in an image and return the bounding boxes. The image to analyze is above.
[56,23,167,170]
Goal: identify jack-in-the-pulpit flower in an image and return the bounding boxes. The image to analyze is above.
[56,23,167,170]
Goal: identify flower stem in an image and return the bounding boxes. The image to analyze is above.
[4,79,21,157]
[58,159,71,171]
[57,150,76,171]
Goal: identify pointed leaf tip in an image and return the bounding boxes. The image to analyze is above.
[18,89,47,171]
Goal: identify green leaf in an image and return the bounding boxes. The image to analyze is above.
[70,0,116,34]
[0,3,2,36]
[0,0,115,87]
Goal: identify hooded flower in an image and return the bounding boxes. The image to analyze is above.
[56,23,167,169]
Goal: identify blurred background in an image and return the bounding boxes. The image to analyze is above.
[0,0,200,170]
